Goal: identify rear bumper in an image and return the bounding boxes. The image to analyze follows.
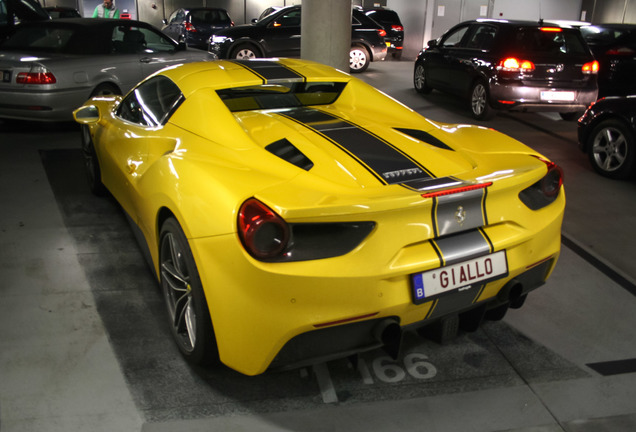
[0,86,91,122]
[490,81,598,112]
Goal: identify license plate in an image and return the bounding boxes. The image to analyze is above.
[541,91,575,102]
[411,250,508,304]
[2,70,11,83]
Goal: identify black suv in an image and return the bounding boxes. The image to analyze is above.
[208,5,387,73]
[414,19,599,120]
[162,8,233,50]
[361,7,404,59]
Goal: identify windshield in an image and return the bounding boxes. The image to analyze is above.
[217,82,347,112]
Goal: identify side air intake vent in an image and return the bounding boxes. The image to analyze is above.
[395,128,454,151]
[266,138,314,171]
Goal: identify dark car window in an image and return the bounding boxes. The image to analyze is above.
[364,9,401,27]
[512,28,588,55]
[271,9,300,27]
[217,82,347,112]
[112,25,176,54]
[116,76,183,126]
[440,25,469,47]
[466,25,496,50]
[580,25,636,46]
[0,25,74,51]
[190,9,231,25]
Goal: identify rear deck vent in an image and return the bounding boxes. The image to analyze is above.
[266,138,314,171]
[395,128,454,151]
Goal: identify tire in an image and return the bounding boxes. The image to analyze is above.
[230,43,259,60]
[587,119,635,180]
[159,217,219,365]
[413,62,432,94]
[470,79,494,120]
[80,125,107,196]
[349,45,370,73]
[90,83,120,98]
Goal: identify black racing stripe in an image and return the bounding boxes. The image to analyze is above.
[429,239,444,266]
[481,187,489,226]
[279,107,434,185]
[478,227,494,253]
[394,128,454,151]
[401,176,462,192]
[229,60,306,82]
[433,229,492,266]
[435,189,486,237]
[431,197,439,238]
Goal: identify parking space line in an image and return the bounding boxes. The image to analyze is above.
[562,233,636,296]
[313,363,339,404]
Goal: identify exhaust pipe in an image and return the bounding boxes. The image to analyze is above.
[373,318,402,360]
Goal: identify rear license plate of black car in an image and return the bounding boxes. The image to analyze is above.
[2,70,11,83]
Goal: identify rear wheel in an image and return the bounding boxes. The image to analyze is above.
[90,83,120,97]
[587,119,635,180]
[349,45,370,73]
[159,217,219,365]
[231,43,259,60]
[470,80,494,120]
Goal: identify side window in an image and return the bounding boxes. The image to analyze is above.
[466,25,496,50]
[441,26,469,48]
[273,10,300,27]
[139,27,176,53]
[116,76,183,127]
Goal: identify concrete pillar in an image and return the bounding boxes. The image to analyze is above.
[301,0,352,72]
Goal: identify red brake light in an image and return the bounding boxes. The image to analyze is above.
[377,29,387,37]
[238,198,290,260]
[499,57,535,72]
[582,60,599,74]
[539,159,563,197]
[540,27,562,32]
[16,71,56,84]
[421,182,492,199]
[184,21,196,32]
[391,25,404,31]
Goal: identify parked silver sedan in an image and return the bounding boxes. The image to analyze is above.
[0,18,216,122]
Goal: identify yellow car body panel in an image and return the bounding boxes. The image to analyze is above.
[74,58,565,376]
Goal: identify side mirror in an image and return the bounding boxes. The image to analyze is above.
[73,105,100,124]
[427,39,438,48]
[251,18,258,23]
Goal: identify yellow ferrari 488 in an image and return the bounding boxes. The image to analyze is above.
[74,58,564,376]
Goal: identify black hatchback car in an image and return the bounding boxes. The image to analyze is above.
[162,7,233,50]
[579,24,636,97]
[361,7,404,59]
[414,19,599,120]
[208,5,387,73]
[578,96,636,179]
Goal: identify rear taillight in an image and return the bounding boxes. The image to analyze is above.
[499,57,535,72]
[16,65,56,84]
[519,158,563,210]
[377,29,387,37]
[238,198,290,260]
[582,60,599,74]
[184,21,196,32]
[391,25,404,31]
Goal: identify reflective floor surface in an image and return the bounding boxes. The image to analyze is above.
[1,60,636,432]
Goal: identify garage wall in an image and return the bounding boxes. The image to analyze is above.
[581,0,636,23]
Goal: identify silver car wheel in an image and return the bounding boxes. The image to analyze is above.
[592,125,627,173]
[349,46,369,72]
[471,83,487,116]
[235,47,256,60]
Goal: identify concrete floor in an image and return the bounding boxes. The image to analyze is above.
[1,60,636,432]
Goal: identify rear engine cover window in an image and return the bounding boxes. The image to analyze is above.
[217,82,347,112]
